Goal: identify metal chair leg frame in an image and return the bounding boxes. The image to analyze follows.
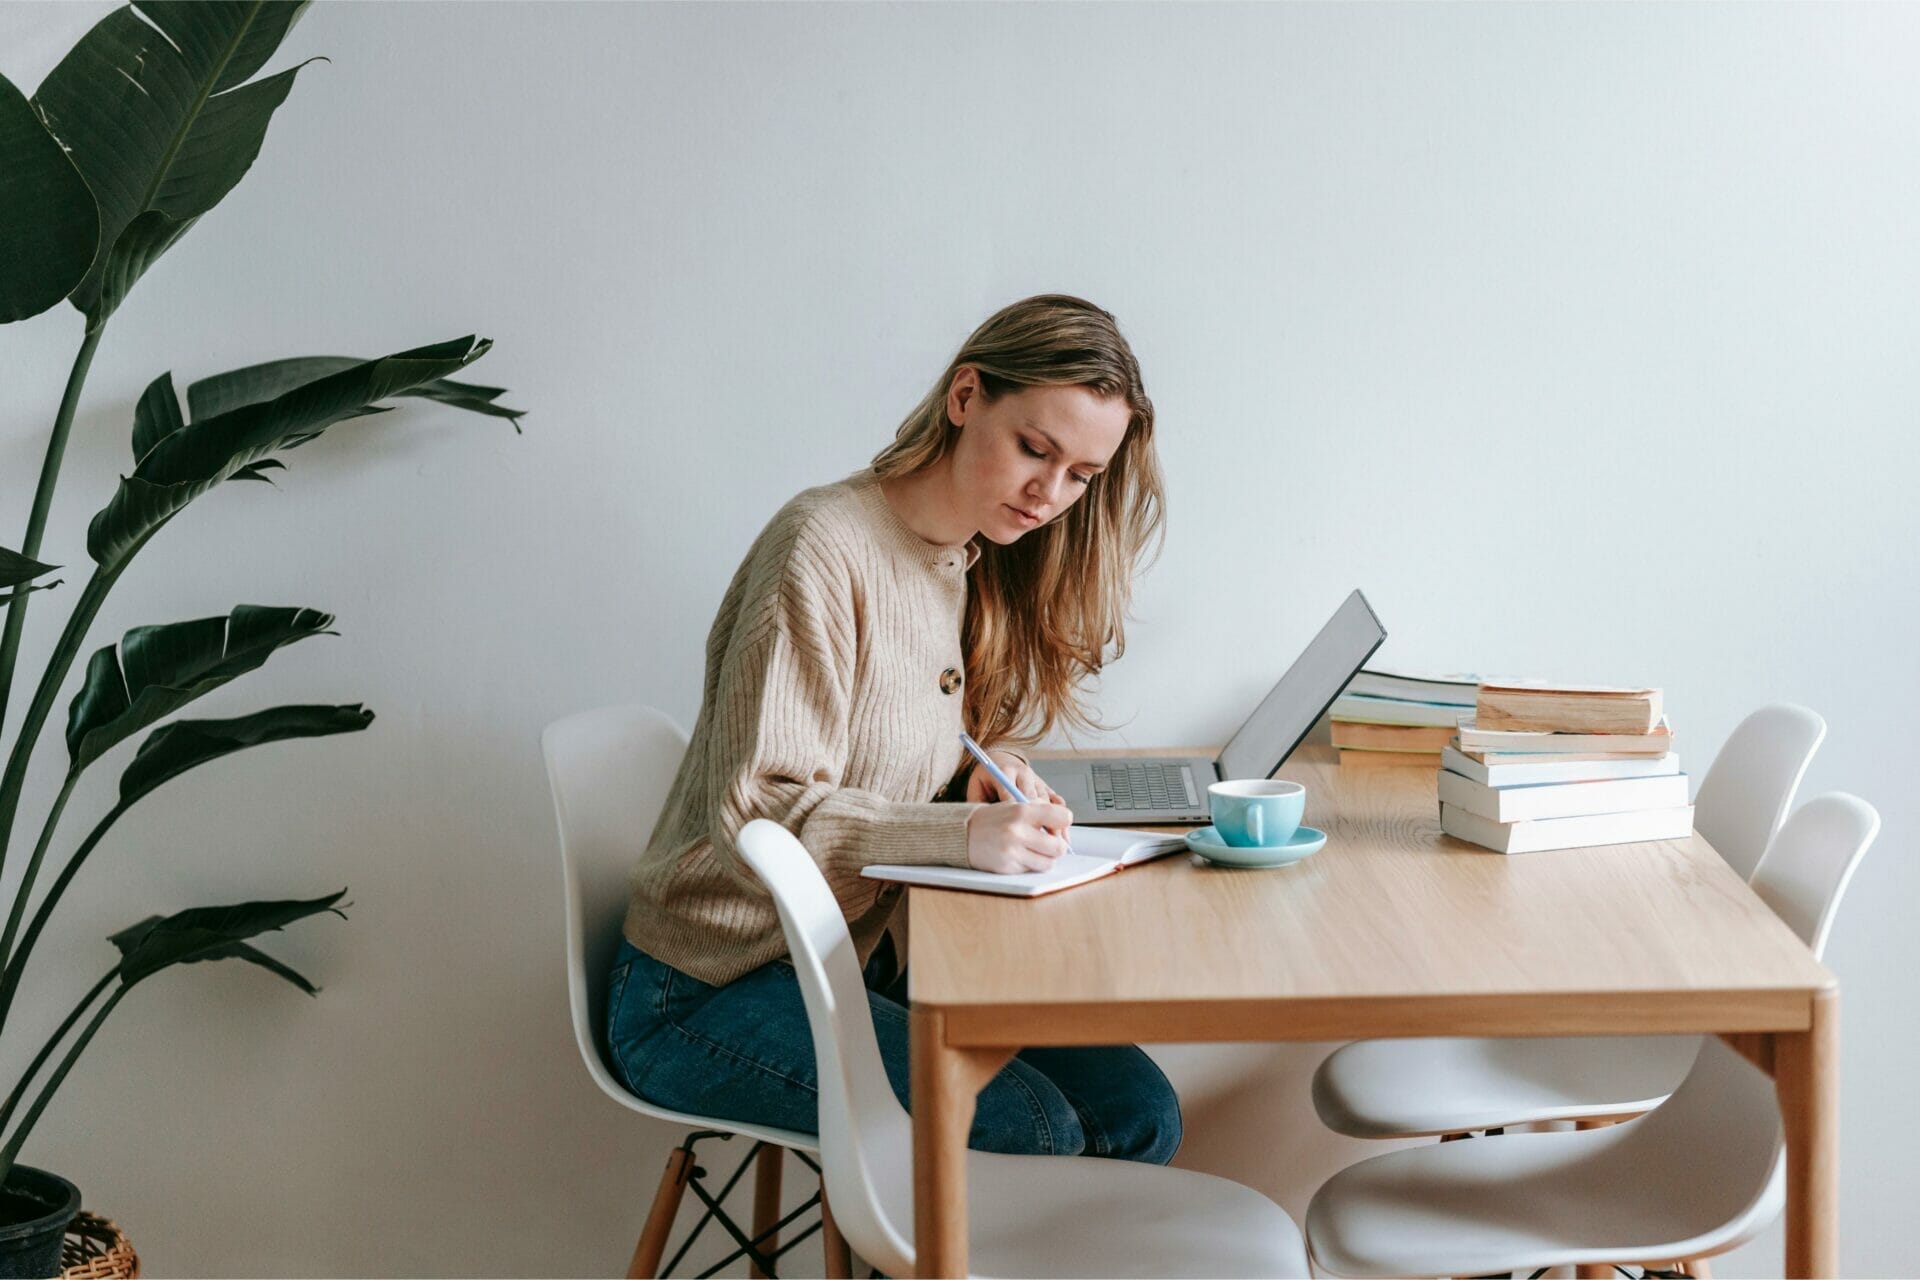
[648,1132,828,1279]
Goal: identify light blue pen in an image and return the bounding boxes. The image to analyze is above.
[958,731,1028,802]
[958,732,1068,840]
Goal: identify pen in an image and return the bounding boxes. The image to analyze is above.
[958,732,1068,843]
[958,732,1028,803]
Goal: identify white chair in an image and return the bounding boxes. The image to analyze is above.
[735,817,1312,1278]
[1304,791,1878,1278]
[544,704,837,1278]
[1311,703,1826,1139]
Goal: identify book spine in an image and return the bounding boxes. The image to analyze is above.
[1438,770,1692,822]
[1455,728,1672,754]
[1331,721,1455,750]
[1440,802,1694,854]
[1339,749,1441,768]
[1332,694,1469,729]
[1474,690,1661,735]
[1441,746,1682,787]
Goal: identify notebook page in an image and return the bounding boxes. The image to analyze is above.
[1068,825,1188,865]
[862,853,1116,898]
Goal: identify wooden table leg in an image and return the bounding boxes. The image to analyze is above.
[1777,988,1839,1278]
[911,1005,1013,1279]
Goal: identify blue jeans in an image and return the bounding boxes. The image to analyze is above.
[605,937,1181,1163]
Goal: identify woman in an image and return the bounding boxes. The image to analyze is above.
[608,294,1177,1161]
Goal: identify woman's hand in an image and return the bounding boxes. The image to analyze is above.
[966,800,1077,874]
[964,750,1065,809]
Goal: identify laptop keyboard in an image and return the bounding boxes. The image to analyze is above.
[1091,763,1200,812]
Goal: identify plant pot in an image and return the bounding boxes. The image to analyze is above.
[0,1167,80,1279]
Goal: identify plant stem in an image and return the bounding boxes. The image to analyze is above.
[0,771,77,976]
[0,320,104,747]
[0,799,131,1031]
[0,564,126,898]
[0,978,125,1186]
[0,970,114,1145]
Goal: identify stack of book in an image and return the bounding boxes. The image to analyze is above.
[1331,669,1479,767]
[1439,683,1691,854]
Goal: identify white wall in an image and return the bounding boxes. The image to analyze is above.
[1,2,1915,1274]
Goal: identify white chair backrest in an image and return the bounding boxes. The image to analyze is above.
[1693,703,1825,881]
[542,704,690,1084]
[1748,791,1878,959]
[736,818,917,1272]
[1625,791,1878,1251]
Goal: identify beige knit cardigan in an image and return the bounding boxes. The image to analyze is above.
[624,468,1012,986]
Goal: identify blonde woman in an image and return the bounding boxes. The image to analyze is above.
[609,295,1178,1161]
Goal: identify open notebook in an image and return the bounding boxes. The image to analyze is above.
[861,826,1187,899]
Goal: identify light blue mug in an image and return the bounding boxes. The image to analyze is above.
[1208,779,1306,848]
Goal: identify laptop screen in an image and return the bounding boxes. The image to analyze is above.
[1216,589,1386,781]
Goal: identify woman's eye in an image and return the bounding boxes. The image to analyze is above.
[1022,439,1091,485]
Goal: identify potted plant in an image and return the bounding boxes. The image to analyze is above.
[0,3,521,1271]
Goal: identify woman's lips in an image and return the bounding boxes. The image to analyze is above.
[1006,504,1042,527]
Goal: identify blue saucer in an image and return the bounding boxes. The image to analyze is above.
[1185,824,1327,868]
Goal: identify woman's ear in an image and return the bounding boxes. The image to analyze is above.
[946,366,978,427]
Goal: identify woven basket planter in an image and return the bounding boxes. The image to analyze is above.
[57,1214,136,1280]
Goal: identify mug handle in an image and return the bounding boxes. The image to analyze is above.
[1247,805,1263,846]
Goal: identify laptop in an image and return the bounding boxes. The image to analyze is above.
[1047,589,1386,825]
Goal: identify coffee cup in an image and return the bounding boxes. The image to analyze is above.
[1208,779,1306,848]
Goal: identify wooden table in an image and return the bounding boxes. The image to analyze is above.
[907,747,1838,1277]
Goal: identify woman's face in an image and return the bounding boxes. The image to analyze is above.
[945,367,1132,545]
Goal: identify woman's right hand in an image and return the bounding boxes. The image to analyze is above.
[966,801,1075,874]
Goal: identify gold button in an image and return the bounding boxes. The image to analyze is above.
[939,667,963,695]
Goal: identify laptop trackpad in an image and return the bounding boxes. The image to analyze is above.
[1045,770,1094,809]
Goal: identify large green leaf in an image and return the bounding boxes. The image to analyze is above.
[108,890,345,987]
[32,1,311,320]
[0,70,98,323]
[0,548,58,590]
[95,208,200,322]
[88,336,501,568]
[0,547,61,605]
[65,604,335,772]
[132,370,186,464]
[120,703,372,806]
[189,356,526,430]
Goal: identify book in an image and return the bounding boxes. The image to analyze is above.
[1437,768,1692,823]
[1330,721,1455,753]
[1441,745,1682,787]
[1338,749,1441,768]
[1440,802,1695,854]
[1347,668,1480,706]
[1455,719,1672,755]
[1475,683,1664,735]
[1331,694,1470,729]
[861,826,1187,899]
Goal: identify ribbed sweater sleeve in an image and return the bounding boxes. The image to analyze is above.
[623,470,987,986]
[706,564,976,889]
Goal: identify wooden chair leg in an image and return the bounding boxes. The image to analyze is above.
[820,1180,852,1280]
[1688,1260,1713,1278]
[1570,1119,1618,1278]
[748,1144,783,1279]
[628,1146,695,1279]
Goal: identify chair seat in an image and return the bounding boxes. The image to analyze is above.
[1305,1113,1784,1278]
[1312,1033,1701,1137]
[587,1059,821,1159]
[882,1151,1308,1278]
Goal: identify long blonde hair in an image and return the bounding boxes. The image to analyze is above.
[871,295,1165,750]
